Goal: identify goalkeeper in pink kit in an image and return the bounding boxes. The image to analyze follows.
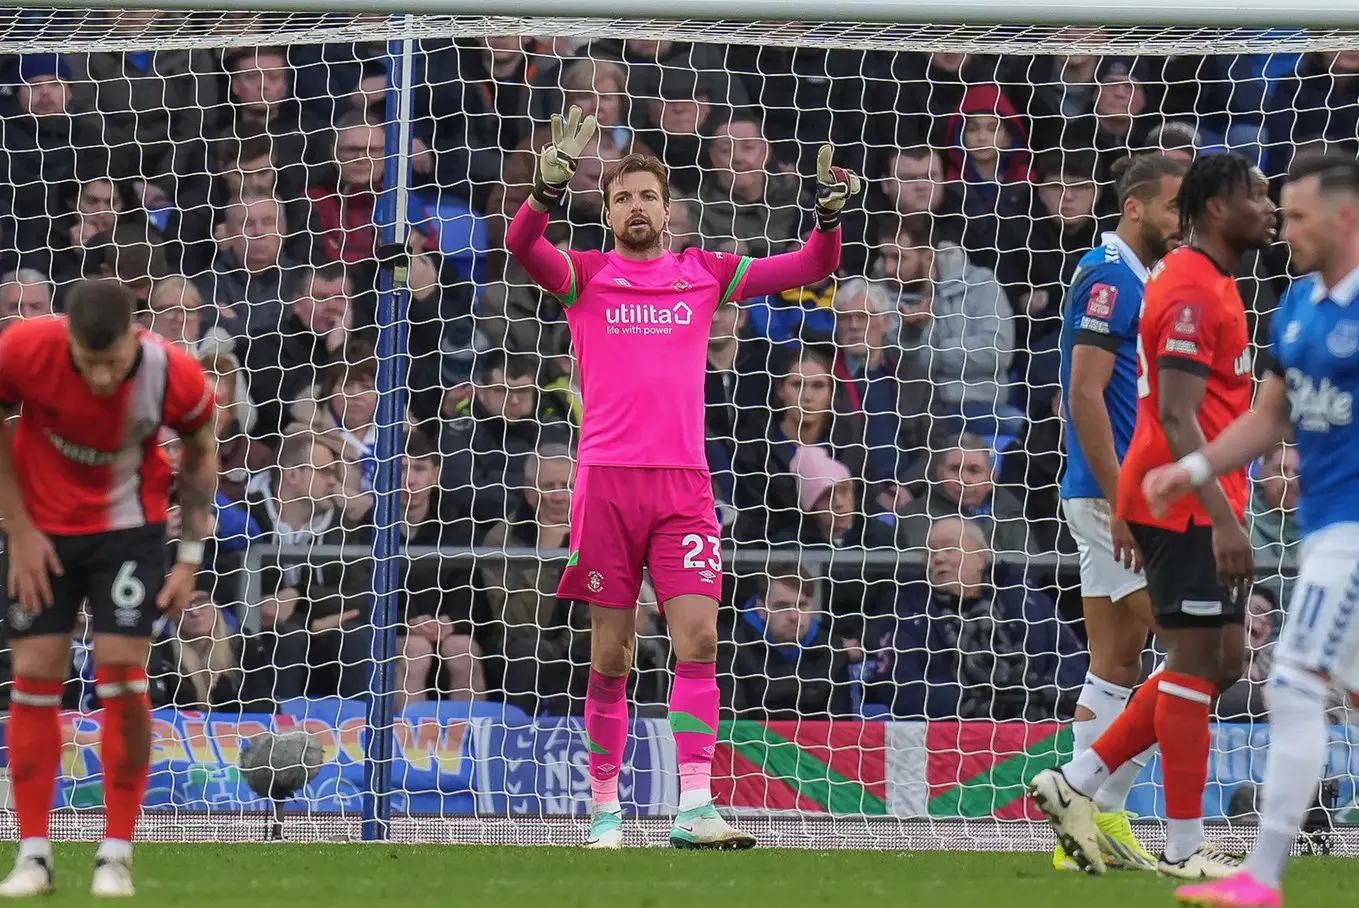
[507,106,860,848]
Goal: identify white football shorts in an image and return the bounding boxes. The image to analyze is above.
[1061,497,1148,603]
[1275,522,1359,692]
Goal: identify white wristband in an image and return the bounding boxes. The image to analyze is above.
[1178,452,1215,488]
[176,540,205,566]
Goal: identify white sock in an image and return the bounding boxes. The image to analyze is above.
[1096,745,1157,813]
[1073,672,1133,756]
[1073,672,1134,811]
[594,799,621,816]
[1165,817,1205,863]
[1063,748,1111,799]
[678,788,710,811]
[1244,666,1331,889]
[18,838,50,862]
[96,839,132,863]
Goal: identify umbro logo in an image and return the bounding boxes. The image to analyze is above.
[613,277,632,287]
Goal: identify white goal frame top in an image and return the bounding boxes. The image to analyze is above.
[22,0,1359,30]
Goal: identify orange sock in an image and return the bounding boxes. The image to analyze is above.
[1154,672,1216,820]
[1091,676,1160,772]
[9,677,65,841]
[96,666,151,843]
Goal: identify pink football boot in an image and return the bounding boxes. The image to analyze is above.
[1176,871,1283,908]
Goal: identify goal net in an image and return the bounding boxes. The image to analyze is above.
[0,4,1347,850]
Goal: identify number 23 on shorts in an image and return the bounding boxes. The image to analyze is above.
[681,533,721,572]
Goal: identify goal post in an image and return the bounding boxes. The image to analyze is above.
[0,0,1341,850]
[20,0,1359,29]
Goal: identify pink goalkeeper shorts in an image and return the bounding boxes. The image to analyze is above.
[557,465,723,609]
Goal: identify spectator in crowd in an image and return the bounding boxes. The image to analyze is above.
[405,224,478,424]
[197,192,297,337]
[850,146,964,270]
[1082,57,1161,181]
[1145,120,1201,165]
[43,181,129,289]
[308,108,384,268]
[381,430,482,709]
[732,346,865,544]
[65,11,222,184]
[54,176,126,261]
[221,46,330,189]
[558,59,632,151]
[1027,30,1105,149]
[193,354,269,548]
[779,444,897,550]
[705,302,774,529]
[1029,150,1105,293]
[151,591,244,711]
[417,37,557,208]
[1263,51,1359,177]
[240,260,361,438]
[143,274,237,354]
[862,515,1086,719]
[478,442,587,715]
[441,351,571,531]
[897,432,1038,555]
[699,115,803,256]
[1250,442,1301,609]
[286,339,380,522]
[997,391,1073,556]
[0,53,111,263]
[636,67,719,196]
[237,585,309,708]
[832,276,930,510]
[719,568,850,719]
[75,221,170,306]
[245,432,371,698]
[0,268,53,333]
[177,133,312,275]
[1217,586,1280,721]
[878,213,1019,434]
[946,87,1044,301]
[604,36,751,116]
[476,219,573,363]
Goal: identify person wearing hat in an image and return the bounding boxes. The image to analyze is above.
[783,444,895,550]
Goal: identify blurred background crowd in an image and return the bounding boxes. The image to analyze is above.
[0,10,1315,724]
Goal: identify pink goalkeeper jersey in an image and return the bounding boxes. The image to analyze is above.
[558,246,750,468]
[506,202,841,469]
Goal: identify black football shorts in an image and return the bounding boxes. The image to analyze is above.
[3,523,167,639]
[1128,520,1247,629]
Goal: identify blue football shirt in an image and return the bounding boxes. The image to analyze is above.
[1060,232,1150,501]
[1270,265,1359,537]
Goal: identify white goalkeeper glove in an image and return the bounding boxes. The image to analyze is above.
[534,104,598,207]
[814,144,863,230]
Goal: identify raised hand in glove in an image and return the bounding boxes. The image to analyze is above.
[814,144,863,230]
[533,104,599,207]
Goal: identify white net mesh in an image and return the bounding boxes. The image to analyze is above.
[0,5,1345,849]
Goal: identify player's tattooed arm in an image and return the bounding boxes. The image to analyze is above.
[177,422,220,546]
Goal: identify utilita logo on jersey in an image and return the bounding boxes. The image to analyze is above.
[1287,367,1353,431]
[605,301,694,336]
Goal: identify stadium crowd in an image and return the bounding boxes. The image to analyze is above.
[0,12,1317,723]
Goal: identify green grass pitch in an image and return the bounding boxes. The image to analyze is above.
[18,843,1353,906]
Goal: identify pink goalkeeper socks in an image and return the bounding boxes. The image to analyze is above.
[586,669,629,807]
[670,661,719,803]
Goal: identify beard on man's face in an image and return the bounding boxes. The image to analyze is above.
[615,218,662,251]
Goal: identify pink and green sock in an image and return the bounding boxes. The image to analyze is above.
[585,669,629,811]
[670,661,718,811]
